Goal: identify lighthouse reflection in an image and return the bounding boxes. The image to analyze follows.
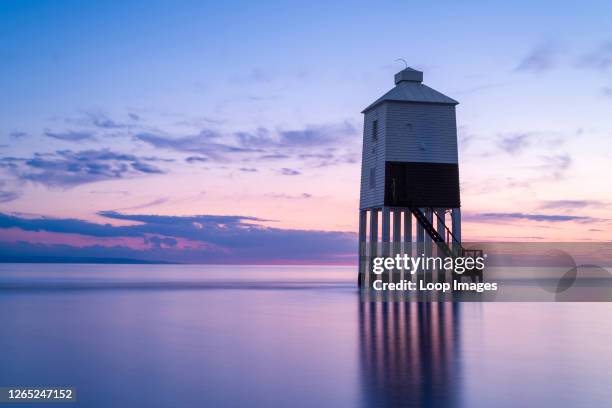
[359,294,462,408]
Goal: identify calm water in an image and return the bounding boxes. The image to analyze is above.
[1,264,611,407]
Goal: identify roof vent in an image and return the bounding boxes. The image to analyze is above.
[394,67,423,84]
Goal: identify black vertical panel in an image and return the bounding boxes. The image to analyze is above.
[385,161,460,208]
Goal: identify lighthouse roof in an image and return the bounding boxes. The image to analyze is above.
[362,67,458,113]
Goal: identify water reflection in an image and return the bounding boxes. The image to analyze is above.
[359,294,461,408]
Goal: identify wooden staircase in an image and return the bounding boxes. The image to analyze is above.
[409,207,483,282]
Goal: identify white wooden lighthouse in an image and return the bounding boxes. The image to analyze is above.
[358,66,463,287]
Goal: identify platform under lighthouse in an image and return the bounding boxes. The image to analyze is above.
[358,66,464,287]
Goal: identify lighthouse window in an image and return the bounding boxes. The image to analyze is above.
[369,167,376,189]
[372,120,378,141]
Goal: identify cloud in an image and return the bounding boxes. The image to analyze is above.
[279,168,300,176]
[230,68,274,84]
[576,41,612,71]
[258,153,290,160]
[466,212,603,223]
[265,193,312,199]
[238,123,358,167]
[297,153,335,160]
[64,111,138,130]
[239,168,257,172]
[135,130,258,162]
[144,235,178,249]
[278,122,356,146]
[45,130,95,142]
[0,211,356,264]
[482,129,572,186]
[602,87,612,98]
[86,112,131,129]
[185,156,208,163]
[9,131,28,139]
[112,197,169,211]
[536,154,571,180]
[237,122,357,149]
[0,149,165,188]
[0,190,20,203]
[495,130,567,157]
[495,154,571,188]
[452,81,510,95]
[235,127,275,148]
[458,127,477,151]
[0,211,263,239]
[174,115,226,128]
[89,189,129,195]
[136,122,358,168]
[539,200,608,210]
[515,42,563,73]
[295,147,358,167]
[498,133,531,155]
[130,161,164,174]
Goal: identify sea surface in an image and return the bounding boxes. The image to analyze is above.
[1,264,611,407]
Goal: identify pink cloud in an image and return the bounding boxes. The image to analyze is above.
[0,227,219,251]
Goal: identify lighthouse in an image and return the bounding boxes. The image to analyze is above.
[358,66,465,287]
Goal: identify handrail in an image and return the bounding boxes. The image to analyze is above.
[429,207,463,250]
[408,207,484,281]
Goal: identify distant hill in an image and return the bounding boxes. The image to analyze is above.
[0,256,177,264]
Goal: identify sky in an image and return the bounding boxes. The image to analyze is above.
[1,0,611,263]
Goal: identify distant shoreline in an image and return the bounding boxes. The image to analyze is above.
[0,256,177,264]
[0,257,356,266]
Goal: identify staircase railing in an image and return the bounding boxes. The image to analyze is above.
[409,207,484,281]
[430,208,462,250]
[409,207,457,258]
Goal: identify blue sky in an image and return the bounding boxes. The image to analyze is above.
[1,1,611,262]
